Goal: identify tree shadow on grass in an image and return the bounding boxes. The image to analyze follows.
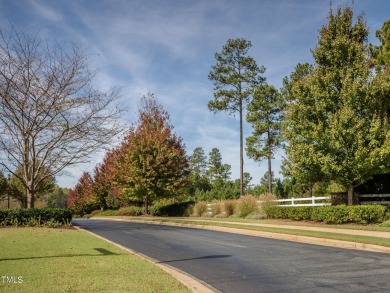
[0,248,122,262]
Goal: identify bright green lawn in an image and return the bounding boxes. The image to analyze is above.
[0,228,189,293]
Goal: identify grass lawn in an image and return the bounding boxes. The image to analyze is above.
[0,227,189,293]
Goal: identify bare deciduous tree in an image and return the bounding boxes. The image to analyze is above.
[0,28,124,208]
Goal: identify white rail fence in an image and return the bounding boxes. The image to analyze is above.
[206,196,331,211]
[272,196,331,207]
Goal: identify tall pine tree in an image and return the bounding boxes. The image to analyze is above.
[208,38,265,195]
[246,84,284,193]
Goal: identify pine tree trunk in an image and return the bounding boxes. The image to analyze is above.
[239,99,244,196]
[268,156,272,194]
[267,129,272,194]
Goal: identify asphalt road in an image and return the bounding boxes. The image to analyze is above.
[72,219,390,293]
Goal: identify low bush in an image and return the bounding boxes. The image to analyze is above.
[90,209,103,217]
[0,208,72,227]
[116,206,144,216]
[266,205,387,224]
[211,201,222,216]
[96,210,118,216]
[258,193,277,215]
[379,219,390,227]
[236,196,258,217]
[223,200,237,217]
[150,201,195,217]
[84,209,118,218]
[193,201,208,217]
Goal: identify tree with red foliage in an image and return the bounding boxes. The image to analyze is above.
[92,148,125,209]
[67,172,95,213]
[116,93,190,214]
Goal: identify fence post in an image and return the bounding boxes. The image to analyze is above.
[312,196,315,205]
[291,197,294,206]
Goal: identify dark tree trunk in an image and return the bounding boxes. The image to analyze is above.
[267,129,272,194]
[268,156,272,194]
[144,195,149,215]
[239,99,244,196]
[27,189,34,208]
[348,183,354,206]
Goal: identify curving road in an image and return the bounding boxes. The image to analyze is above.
[72,219,390,293]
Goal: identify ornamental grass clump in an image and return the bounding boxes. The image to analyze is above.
[211,200,223,217]
[223,200,237,217]
[259,193,277,216]
[193,201,208,217]
[236,195,258,217]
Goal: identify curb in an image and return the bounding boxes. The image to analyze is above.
[92,217,390,254]
[74,224,218,293]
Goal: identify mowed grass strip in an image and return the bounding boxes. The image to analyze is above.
[0,228,190,293]
[107,217,390,248]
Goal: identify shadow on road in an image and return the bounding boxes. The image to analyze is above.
[158,254,231,264]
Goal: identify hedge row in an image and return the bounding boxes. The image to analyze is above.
[150,201,194,217]
[0,208,72,227]
[87,201,195,218]
[266,205,388,224]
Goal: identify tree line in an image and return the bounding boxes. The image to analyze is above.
[1,4,389,211]
[207,5,390,205]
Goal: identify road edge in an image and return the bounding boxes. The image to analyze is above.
[73,224,219,293]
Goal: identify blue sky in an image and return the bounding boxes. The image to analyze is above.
[1,0,389,188]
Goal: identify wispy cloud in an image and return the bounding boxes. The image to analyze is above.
[27,0,62,22]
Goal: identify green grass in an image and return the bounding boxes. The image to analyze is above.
[0,227,189,293]
[101,216,390,248]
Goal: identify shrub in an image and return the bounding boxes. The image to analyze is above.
[211,201,222,216]
[266,205,288,219]
[379,219,390,227]
[116,206,144,216]
[90,209,103,216]
[236,196,258,217]
[83,209,104,218]
[258,193,277,215]
[96,210,118,216]
[348,205,386,224]
[150,201,195,217]
[193,201,208,217]
[0,208,72,227]
[223,200,237,217]
[266,205,387,224]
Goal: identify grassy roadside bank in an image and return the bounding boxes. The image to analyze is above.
[0,227,189,293]
[92,216,390,248]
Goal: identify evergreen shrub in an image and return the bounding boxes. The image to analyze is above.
[150,201,194,217]
[116,206,144,216]
[0,208,72,226]
[266,205,387,224]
